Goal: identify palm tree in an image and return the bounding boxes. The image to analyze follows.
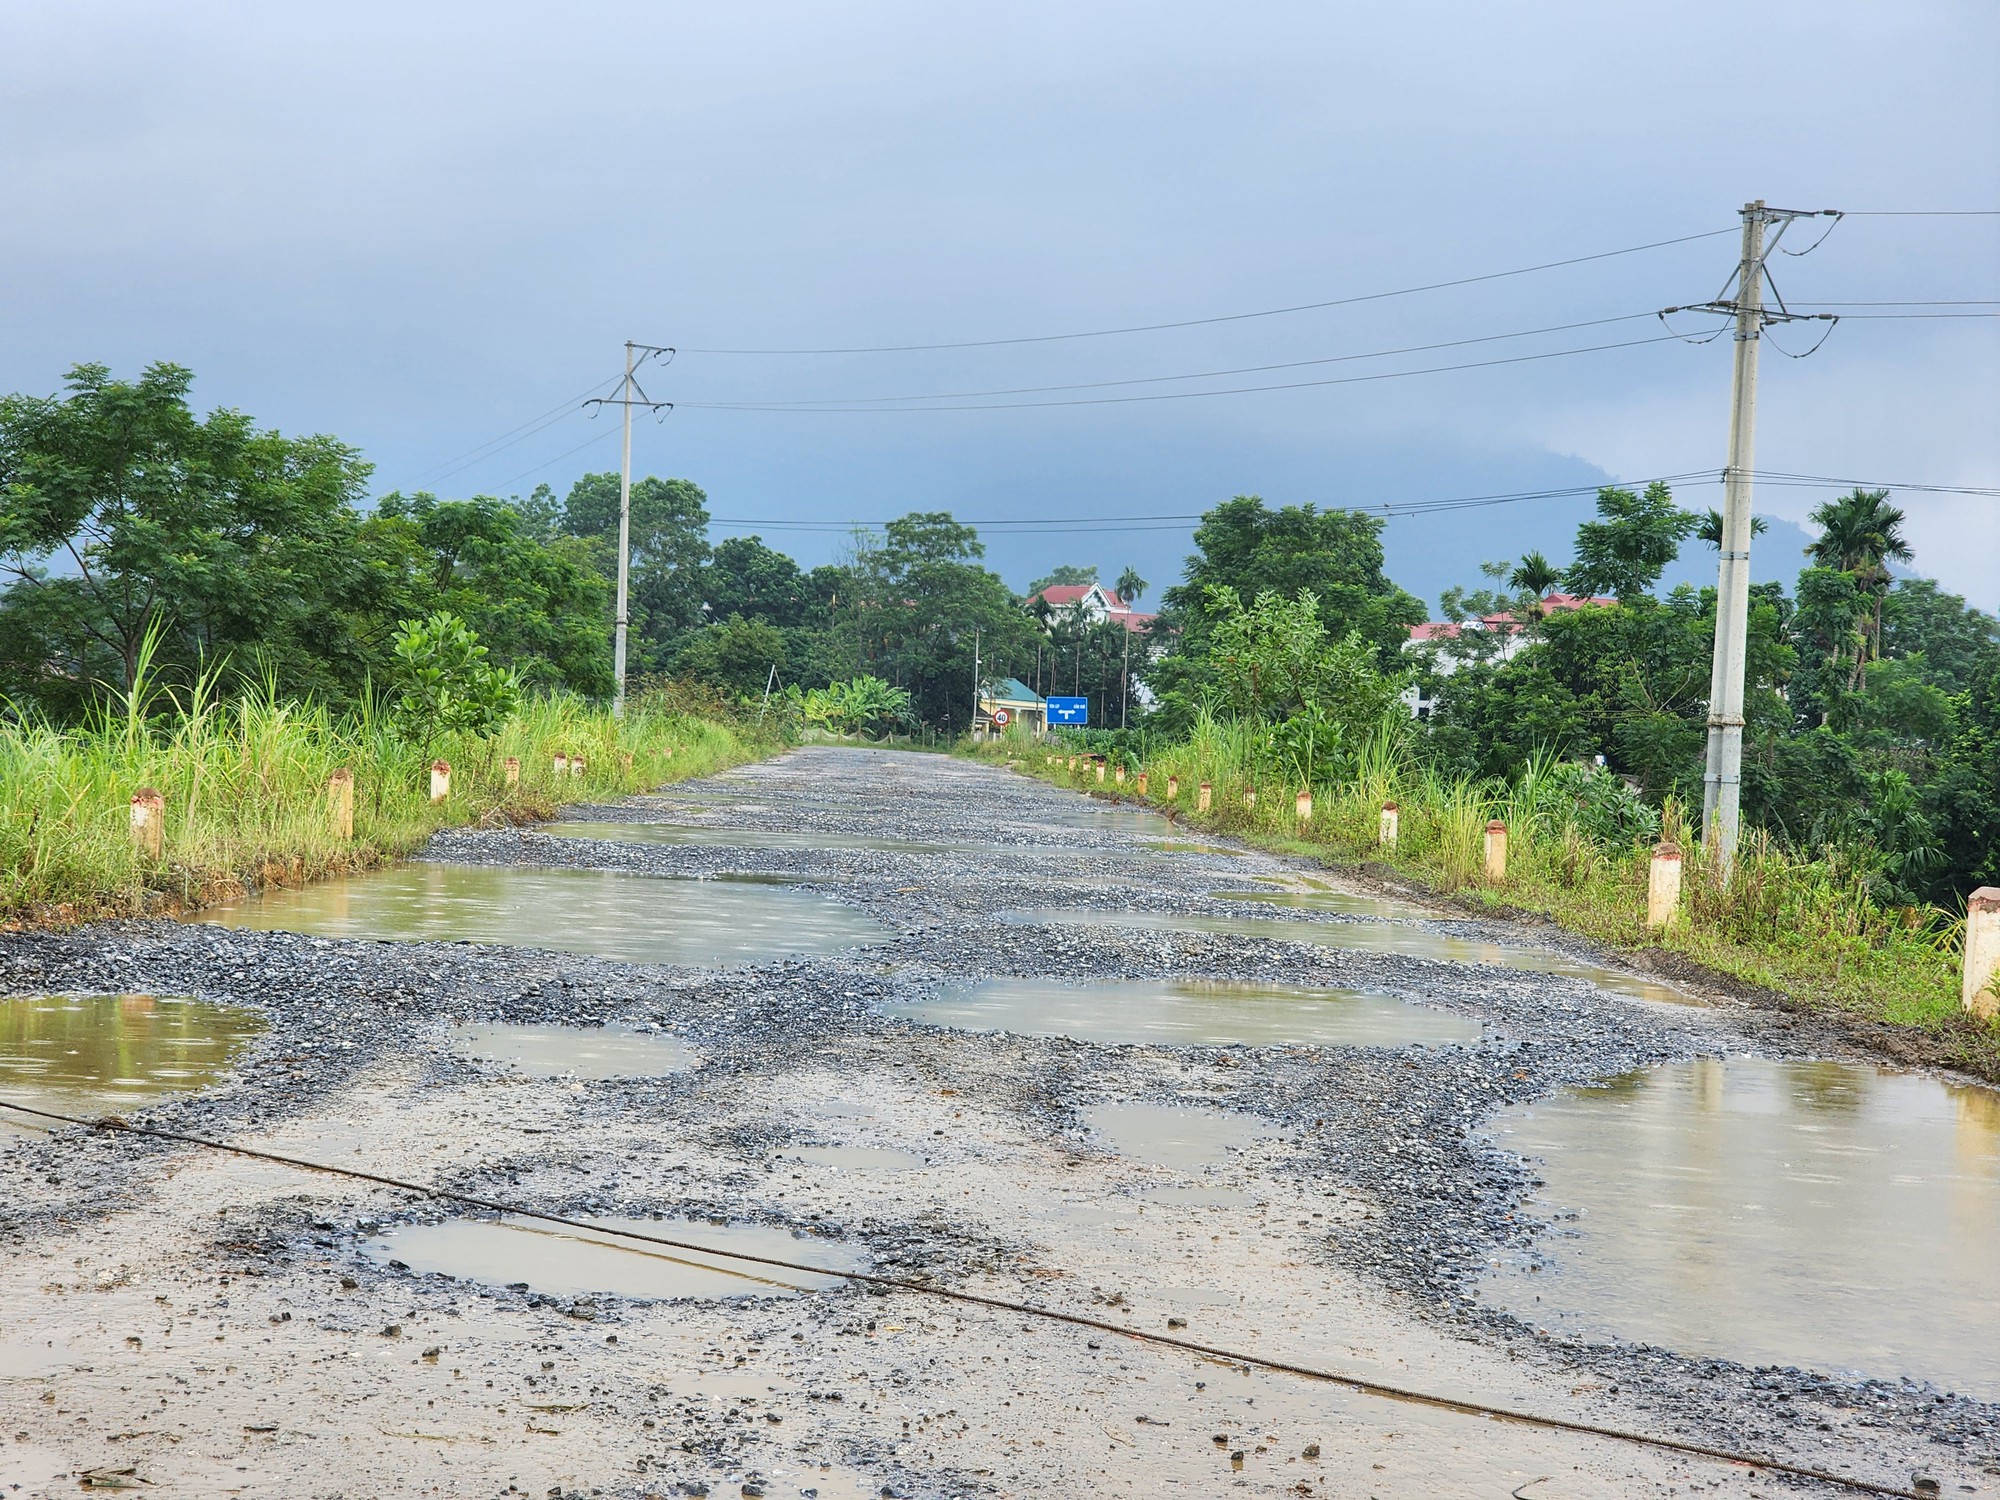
[1695,509,1769,548]
[1508,551,1562,598]
[1114,565,1148,608]
[1806,488,1911,668]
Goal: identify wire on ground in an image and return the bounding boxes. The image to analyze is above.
[0,1096,1938,1500]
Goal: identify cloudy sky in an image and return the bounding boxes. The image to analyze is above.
[5,1,1995,607]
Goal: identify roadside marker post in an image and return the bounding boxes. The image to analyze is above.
[1197,781,1212,814]
[572,757,587,779]
[1965,887,2000,1021]
[1243,788,1256,811]
[1296,788,1313,825]
[1166,774,1179,801]
[554,753,570,777]
[1380,800,1399,849]
[1484,819,1508,882]
[1648,842,1683,930]
[1135,771,1148,797]
[503,756,520,787]
[327,769,354,840]
[430,760,451,804]
[1114,763,1125,786]
[130,788,164,861]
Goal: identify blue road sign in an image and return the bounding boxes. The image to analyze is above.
[1047,696,1089,726]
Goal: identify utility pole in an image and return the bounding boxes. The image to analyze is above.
[584,342,672,717]
[971,624,981,737]
[1120,622,1130,730]
[1666,202,1840,872]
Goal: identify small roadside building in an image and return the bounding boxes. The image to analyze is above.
[975,677,1047,736]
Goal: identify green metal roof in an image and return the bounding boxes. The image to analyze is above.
[984,677,1045,706]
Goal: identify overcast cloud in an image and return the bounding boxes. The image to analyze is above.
[3,1,1994,606]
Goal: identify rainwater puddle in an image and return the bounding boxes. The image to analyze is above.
[362,1215,861,1301]
[889,977,1479,1049]
[0,993,264,1136]
[1484,1057,2000,1396]
[0,1339,81,1378]
[1080,1101,1277,1172]
[1140,839,1250,857]
[1213,885,1432,921]
[451,1022,697,1079]
[550,820,955,856]
[196,863,887,966]
[1004,906,1690,1006]
[788,1144,924,1173]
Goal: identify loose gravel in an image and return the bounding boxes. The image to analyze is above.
[1,746,1994,1498]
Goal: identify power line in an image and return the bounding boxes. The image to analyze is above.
[1838,210,2000,216]
[681,332,1688,414]
[414,374,623,484]
[484,426,616,490]
[690,311,1673,409]
[699,468,1998,536]
[682,227,1737,355]
[0,1097,1931,1500]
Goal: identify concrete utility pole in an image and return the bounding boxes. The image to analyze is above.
[1668,202,1841,870]
[585,342,673,717]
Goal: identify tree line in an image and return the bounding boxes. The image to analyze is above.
[5,361,1995,903]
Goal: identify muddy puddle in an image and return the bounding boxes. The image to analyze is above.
[1004,906,1690,1006]
[885,977,1479,1049]
[362,1215,862,1301]
[1213,883,1432,920]
[0,992,264,1137]
[196,863,888,966]
[451,1022,698,1079]
[1484,1057,2000,1397]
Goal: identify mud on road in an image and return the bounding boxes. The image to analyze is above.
[2,747,1996,1498]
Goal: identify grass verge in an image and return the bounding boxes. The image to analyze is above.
[975,734,2000,1084]
[1,684,775,927]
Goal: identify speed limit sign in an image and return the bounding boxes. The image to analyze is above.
[992,708,1011,726]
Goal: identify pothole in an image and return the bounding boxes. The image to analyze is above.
[886,977,1480,1049]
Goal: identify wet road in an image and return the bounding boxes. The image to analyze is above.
[2,746,1995,1498]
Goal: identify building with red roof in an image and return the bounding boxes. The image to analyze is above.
[1024,582,1156,634]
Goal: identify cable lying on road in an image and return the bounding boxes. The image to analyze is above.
[0,1096,1934,1500]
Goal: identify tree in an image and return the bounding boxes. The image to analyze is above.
[849,512,1036,732]
[673,614,786,698]
[1695,509,1769,548]
[1564,481,1698,601]
[1879,578,2000,696]
[1115,565,1148,606]
[558,473,711,666]
[802,675,913,737]
[365,493,612,696]
[389,611,520,766]
[1806,488,1912,665]
[1508,551,1562,599]
[1159,496,1425,661]
[1202,585,1402,729]
[1028,564,1097,594]
[701,535,807,627]
[0,362,373,706]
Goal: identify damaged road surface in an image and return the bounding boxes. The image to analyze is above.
[3,747,1996,1498]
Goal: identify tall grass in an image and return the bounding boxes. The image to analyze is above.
[987,720,1985,1068]
[0,672,769,924]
